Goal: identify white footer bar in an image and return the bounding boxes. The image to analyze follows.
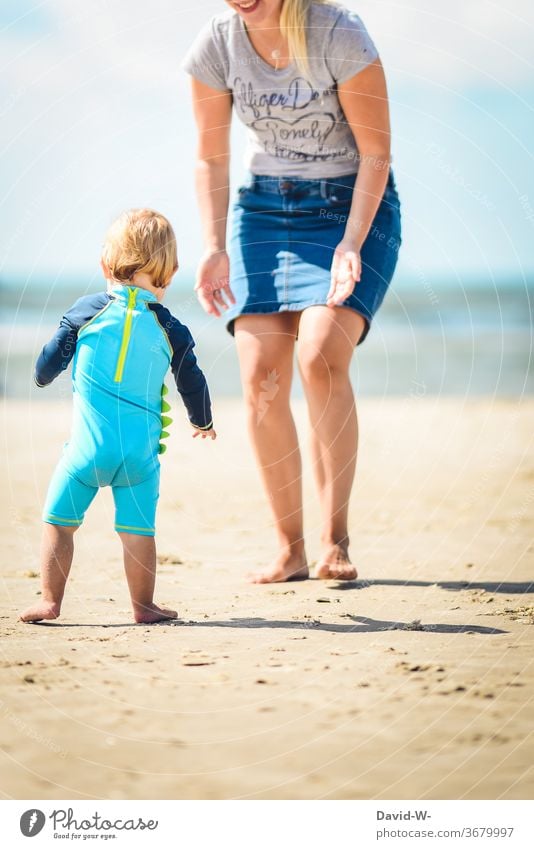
[3,799,532,848]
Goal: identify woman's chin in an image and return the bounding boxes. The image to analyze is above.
[231,1,263,20]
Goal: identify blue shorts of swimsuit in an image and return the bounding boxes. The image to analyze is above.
[226,169,402,342]
[43,455,160,537]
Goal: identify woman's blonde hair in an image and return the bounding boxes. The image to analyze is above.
[102,208,178,289]
[280,0,335,76]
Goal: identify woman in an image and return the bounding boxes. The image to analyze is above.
[181,0,401,583]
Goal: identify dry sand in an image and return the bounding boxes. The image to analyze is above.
[1,396,533,800]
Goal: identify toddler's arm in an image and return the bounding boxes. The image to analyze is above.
[169,326,213,430]
[34,292,111,387]
[149,305,213,430]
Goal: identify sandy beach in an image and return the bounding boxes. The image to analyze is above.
[1,396,533,800]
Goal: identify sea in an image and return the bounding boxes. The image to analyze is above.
[1,272,532,400]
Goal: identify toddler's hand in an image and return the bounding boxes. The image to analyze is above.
[192,427,217,440]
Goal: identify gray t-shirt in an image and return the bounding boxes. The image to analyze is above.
[181,2,379,178]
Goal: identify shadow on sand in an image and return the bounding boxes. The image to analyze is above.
[32,615,507,634]
[331,579,534,594]
[24,577,532,631]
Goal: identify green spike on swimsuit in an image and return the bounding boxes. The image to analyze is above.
[35,284,212,536]
[159,384,173,454]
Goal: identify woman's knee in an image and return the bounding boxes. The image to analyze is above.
[297,343,348,388]
[297,306,364,388]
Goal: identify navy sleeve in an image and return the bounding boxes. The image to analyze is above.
[34,292,111,387]
[149,303,213,430]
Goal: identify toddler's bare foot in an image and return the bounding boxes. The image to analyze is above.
[19,601,60,623]
[247,549,309,584]
[133,603,178,624]
[316,542,357,581]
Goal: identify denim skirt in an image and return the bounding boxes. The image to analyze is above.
[226,169,402,343]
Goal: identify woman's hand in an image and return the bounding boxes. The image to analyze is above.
[326,238,361,307]
[194,249,234,317]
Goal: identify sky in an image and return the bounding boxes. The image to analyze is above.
[1,0,533,286]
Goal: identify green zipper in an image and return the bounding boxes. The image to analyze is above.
[113,287,138,383]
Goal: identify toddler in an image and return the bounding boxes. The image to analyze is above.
[20,208,215,624]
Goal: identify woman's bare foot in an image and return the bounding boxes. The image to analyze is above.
[247,548,309,584]
[316,542,357,581]
[19,601,60,623]
[133,603,178,624]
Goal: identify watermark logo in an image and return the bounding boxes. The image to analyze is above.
[257,369,280,424]
[19,807,159,839]
[20,809,45,837]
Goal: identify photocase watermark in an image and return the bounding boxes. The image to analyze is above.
[0,698,69,759]
[506,485,534,535]
[425,143,495,211]
[194,53,262,78]
[315,215,402,258]
[366,222,401,254]
[519,193,534,227]
[409,258,440,307]
[257,369,280,424]
[51,808,158,834]
[319,207,348,224]
[19,807,159,839]
[20,809,46,837]
[258,141,389,166]
[0,84,28,119]
[194,274,230,296]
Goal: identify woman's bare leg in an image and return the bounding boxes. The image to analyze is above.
[234,312,308,582]
[297,306,366,580]
[118,533,177,623]
[20,523,76,621]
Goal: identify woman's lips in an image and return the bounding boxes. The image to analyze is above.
[233,0,261,15]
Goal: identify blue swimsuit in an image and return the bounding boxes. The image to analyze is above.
[35,283,212,536]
